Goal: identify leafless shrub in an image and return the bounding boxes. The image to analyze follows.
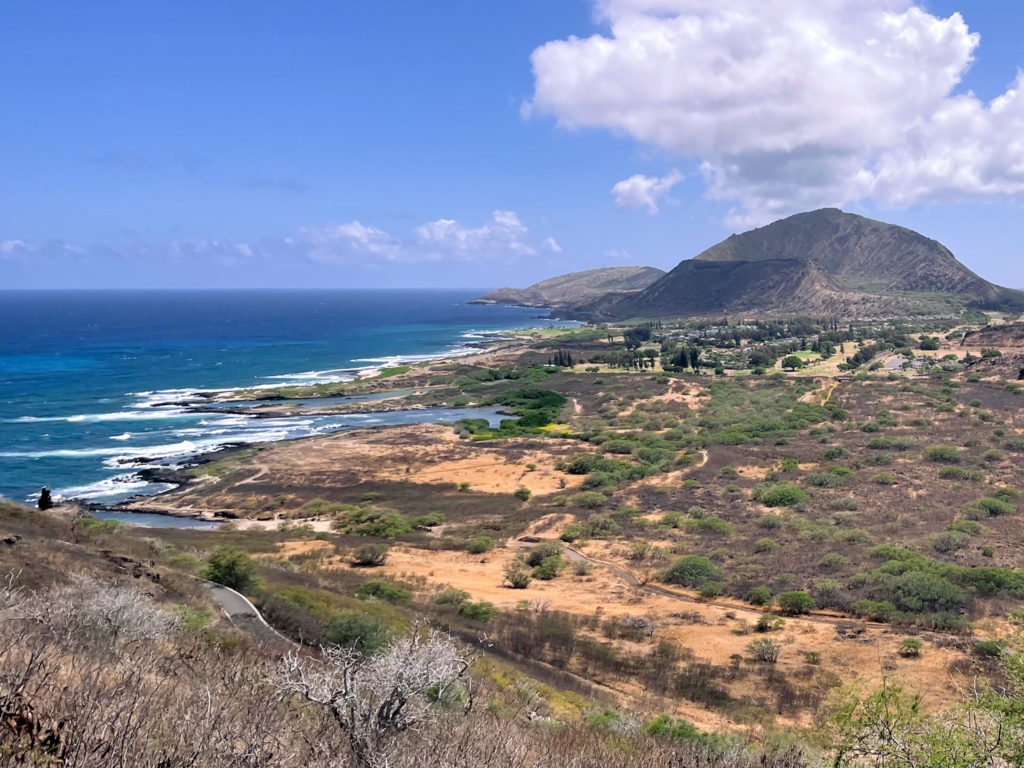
[51,574,177,641]
[528,598,551,613]
[276,624,476,767]
[0,569,25,615]
[620,614,657,638]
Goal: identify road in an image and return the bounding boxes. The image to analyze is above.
[202,580,295,650]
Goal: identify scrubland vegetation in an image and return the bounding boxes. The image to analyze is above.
[5,313,1024,765]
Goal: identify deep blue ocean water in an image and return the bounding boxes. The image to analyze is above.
[0,290,561,507]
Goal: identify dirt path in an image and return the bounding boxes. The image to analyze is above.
[821,379,839,405]
[237,462,271,485]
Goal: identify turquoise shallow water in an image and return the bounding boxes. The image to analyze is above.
[0,290,563,507]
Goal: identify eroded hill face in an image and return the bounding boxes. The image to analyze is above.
[962,321,1024,349]
[471,266,665,309]
[576,209,1024,320]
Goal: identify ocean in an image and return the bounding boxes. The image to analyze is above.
[0,290,562,508]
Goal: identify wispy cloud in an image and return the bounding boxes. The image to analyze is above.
[0,210,561,271]
[246,177,311,194]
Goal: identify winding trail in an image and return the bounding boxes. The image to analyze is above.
[237,462,271,485]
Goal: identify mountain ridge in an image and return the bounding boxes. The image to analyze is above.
[470,266,665,309]
[578,209,1024,320]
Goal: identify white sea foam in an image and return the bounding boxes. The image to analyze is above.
[53,476,177,502]
[5,409,192,424]
[131,388,233,408]
[110,432,132,441]
[1,446,130,459]
[261,368,357,382]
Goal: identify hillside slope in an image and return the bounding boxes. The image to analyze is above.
[471,266,664,309]
[962,321,1024,348]
[583,209,1024,319]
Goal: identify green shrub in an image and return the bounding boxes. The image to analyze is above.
[776,591,815,615]
[301,498,343,516]
[349,511,413,538]
[884,572,968,614]
[532,556,562,581]
[573,492,608,509]
[175,606,213,631]
[513,487,532,502]
[899,638,923,657]
[947,519,983,536]
[204,547,256,591]
[982,449,1007,463]
[459,601,499,622]
[754,483,808,508]
[697,581,725,598]
[411,512,445,528]
[824,446,850,460]
[434,587,470,606]
[974,639,1006,658]
[560,524,586,543]
[660,556,719,587]
[525,542,562,567]
[925,445,963,464]
[326,611,389,651]
[842,528,873,546]
[748,586,773,606]
[932,531,970,553]
[871,472,897,485]
[466,536,495,554]
[685,517,734,536]
[964,497,1016,518]
[755,538,779,553]
[939,466,984,481]
[806,472,848,488]
[818,552,848,570]
[851,599,898,622]
[755,614,785,633]
[355,580,411,603]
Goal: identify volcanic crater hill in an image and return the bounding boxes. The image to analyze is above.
[575,208,1024,320]
[470,265,665,309]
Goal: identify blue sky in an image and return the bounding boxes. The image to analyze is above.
[1,0,1023,289]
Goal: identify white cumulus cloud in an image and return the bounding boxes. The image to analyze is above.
[294,221,402,264]
[414,210,543,261]
[528,0,1024,225]
[612,169,684,213]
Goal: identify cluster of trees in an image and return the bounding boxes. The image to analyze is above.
[845,341,890,368]
[662,345,703,372]
[591,348,660,370]
[547,349,576,368]
[623,326,653,349]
